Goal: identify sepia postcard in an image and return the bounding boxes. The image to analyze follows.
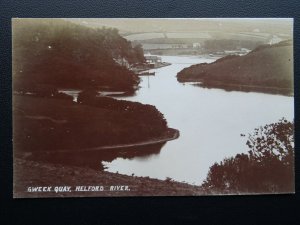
[13,18,294,198]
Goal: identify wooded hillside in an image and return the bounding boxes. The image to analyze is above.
[177,41,293,95]
[13,19,144,91]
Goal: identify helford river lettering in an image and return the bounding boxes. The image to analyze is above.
[75,186,129,191]
[75,186,104,192]
[109,185,130,191]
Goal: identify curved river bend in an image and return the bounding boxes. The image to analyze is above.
[103,55,294,185]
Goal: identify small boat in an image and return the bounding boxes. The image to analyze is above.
[138,71,155,76]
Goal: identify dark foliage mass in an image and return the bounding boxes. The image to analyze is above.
[177,40,293,95]
[13,19,144,92]
[201,119,294,194]
[14,94,168,152]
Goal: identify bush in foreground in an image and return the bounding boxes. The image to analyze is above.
[201,118,294,194]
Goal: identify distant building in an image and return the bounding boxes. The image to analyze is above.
[192,42,201,48]
[223,48,251,56]
[171,44,189,49]
[145,55,162,64]
[142,43,190,50]
[142,43,173,50]
[268,35,282,45]
[240,48,251,54]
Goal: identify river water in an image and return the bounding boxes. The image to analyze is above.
[102,55,294,185]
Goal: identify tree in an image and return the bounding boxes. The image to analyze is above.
[247,118,294,165]
[133,44,145,63]
[201,118,294,194]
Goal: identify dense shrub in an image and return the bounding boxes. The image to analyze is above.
[201,119,294,194]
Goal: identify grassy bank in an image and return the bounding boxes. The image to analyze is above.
[14,158,203,197]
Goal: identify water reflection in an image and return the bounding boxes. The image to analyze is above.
[27,143,166,170]
[192,83,293,96]
[58,89,132,102]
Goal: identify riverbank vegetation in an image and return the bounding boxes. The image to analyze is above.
[177,40,293,95]
[201,119,294,194]
[13,94,171,152]
[13,19,144,92]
